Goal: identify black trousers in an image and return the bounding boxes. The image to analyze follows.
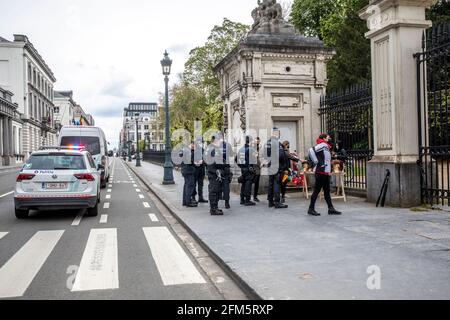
[268,173,281,204]
[240,170,255,202]
[208,174,230,209]
[309,174,334,209]
[182,174,196,206]
[253,174,261,199]
[193,166,206,200]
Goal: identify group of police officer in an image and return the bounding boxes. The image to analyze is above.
[180,128,294,216]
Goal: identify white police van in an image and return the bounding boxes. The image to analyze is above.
[14,147,101,219]
[58,126,111,188]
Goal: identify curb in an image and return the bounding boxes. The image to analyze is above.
[125,162,263,301]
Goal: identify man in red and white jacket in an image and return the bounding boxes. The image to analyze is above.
[307,134,342,216]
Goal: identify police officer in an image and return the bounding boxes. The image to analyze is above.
[253,137,262,203]
[206,136,232,215]
[237,136,257,206]
[180,141,198,208]
[192,138,208,204]
[265,128,289,209]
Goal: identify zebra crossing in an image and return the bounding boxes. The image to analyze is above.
[0,225,207,299]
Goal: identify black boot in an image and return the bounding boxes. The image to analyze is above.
[329,208,342,215]
[308,208,321,216]
[225,201,231,209]
[186,202,198,208]
[198,198,209,203]
[274,203,288,209]
[254,197,260,203]
[268,202,275,208]
[245,201,256,207]
[240,198,245,205]
[210,208,224,216]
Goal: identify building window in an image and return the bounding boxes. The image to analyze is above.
[144,125,149,130]
[33,95,37,118]
[55,107,60,114]
[28,63,32,82]
[28,93,32,117]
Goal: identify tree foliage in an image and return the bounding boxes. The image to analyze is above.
[290,0,370,91]
[427,0,450,24]
[168,18,249,139]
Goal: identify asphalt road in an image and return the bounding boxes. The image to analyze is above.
[0,158,224,300]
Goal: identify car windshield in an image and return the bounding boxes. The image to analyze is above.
[60,136,101,155]
[24,154,87,170]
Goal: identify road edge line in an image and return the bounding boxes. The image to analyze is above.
[126,161,263,301]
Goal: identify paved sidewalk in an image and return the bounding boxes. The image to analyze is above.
[129,160,450,300]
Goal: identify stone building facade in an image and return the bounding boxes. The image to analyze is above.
[214,0,335,158]
[120,103,165,155]
[0,35,57,158]
[53,91,75,130]
[0,87,23,166]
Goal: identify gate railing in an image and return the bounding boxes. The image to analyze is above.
[319,82,374,191]
[415,21,450,206]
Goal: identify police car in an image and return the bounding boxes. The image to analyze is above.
[14,147,102,219]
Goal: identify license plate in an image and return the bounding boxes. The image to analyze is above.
[44,183,68,190]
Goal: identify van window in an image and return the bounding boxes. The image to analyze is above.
[60,136,101,155]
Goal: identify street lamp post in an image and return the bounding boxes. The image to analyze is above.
[161,51,175,185]
[134,113,142,167]
[127,140,132,162]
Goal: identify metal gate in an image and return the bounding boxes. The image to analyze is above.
[319,82,374,191]
[415,22,450,206]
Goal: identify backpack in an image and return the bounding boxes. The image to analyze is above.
[306,147,318,169]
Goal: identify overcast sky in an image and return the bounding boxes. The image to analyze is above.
[0,0,263,149]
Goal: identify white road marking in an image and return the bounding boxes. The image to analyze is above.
[107,189,112,193]
[136,189,141,193]
[139,194,145,199]
[142,227,206,286]
[0,191,14,198]
[0,232,9,241]
[100,215,108,224]
[103,203,110,209]
[143,202,150,208]
[106,195,111,200]
[148,214,159,222]
[0,230,64,298]
[72,228,119,292]
[108,184,113,188]
[71,213,84,226]
[133,184,138,188]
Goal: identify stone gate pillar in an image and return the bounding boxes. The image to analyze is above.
[359,0,436,207]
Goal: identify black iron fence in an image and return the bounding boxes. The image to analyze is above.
[415,22,450,206]
[142,150,165,165]
[319,82,374,191]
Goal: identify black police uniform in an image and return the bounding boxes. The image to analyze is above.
[180,145,197,207]
[265,138,290,208]
[237,142,257,206]
[193,142,208,203]
[207,141,232,215]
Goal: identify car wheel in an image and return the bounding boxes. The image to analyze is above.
[87,202,99,217]
[15,208,29,219]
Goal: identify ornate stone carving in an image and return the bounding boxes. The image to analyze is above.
[251,0,295,34]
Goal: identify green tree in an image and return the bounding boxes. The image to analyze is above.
[184,18,249,103]
[168,18,249,139]
[290,0,371,91]
[427,0,450,24]
[290,0,341,39]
